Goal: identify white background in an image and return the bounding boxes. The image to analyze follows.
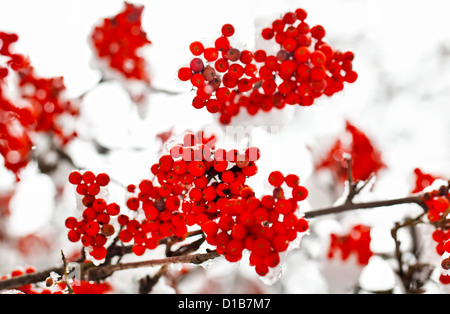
[1,0,450,293]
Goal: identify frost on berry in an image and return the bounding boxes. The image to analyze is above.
[412,168,441,194]
[177,8,357,125]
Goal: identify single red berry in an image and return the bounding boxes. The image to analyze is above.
[261,28,274,40]
[252,237,271,257]
[82,171,96,184]
[90,245,107,260]
[178,67,192,81]
[221,23,235,37]
[190,57,204,72]
[96,173,110,186]
[76,183,88,195]
[214,36,230,51]
[190,73,205,87]
[96,212,110,224]
[92,198,107,212]
[292,185,308,201]
[189,41,205,56]
[65,216,78,229]
[88,182,101,196]
[81,234,94,247]
[118,214,130,226]
[101,224,115,237]
[285,174,300,187]
[82,207,97,221]
[310,50,327,67]
[204,47,219,61]
[254,49,267,62]
[268,171,284,187]
[239,50,254,64]
[310,25,326,39]
[68,229,81,242]
[295,8,307,21]
[68,171,82,185]
[272,234,289,252]
[294,46,311,62]
[85,220,100,237]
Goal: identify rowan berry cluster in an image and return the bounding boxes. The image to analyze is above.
[412,168,440,194]
[0,31,78,179]
[120,177,188,256]
[178,8,357,124]
[425,188,450,284]
[201,170,309,276]
[315,121,385,183]
[409,168,450,285]
[65,171,119,261]
[327,224,373,266]
[428,193,450,285]
[63,132,310,277]
[90,2,151,82]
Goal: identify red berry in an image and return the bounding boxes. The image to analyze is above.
[292,185,308,201]
[65,217,77,229]
[68,229,81,242]
[106,203,120,216]
[252,237,271,257]
[178,67,192,81]
[221,24,235,37]
[90,245,107,260]
[204,47,219,61]
[310,25,326,39]
[68,171,82,185]
[310,50,327,67]
[189,41,205,56]
[261,28,274,40]
[96,173,110,186]
[285,174,300,187]
[268,171,284,187]
[85,221,100,237]
[82,171,96,184]
[295,218,309,233]
[272,234,289,252]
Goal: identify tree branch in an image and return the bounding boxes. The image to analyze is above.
[304,195,427,219]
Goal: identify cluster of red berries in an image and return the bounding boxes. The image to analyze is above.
[315,121,385,184]
[0,31,78,179]
[412,168,440,194]
[63,132,310,277]
[178,8,357,124]
[429,194,450,285]
[90,2,151,82]
[201,171,309,276]
[65,171,119,261]
[424,193,450,224]
[327,224,373,266]
[411,169,450,285]
[120,177,189,256]
[258,9,357,98]
[0,266,111,294]
[425,188,450,284]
